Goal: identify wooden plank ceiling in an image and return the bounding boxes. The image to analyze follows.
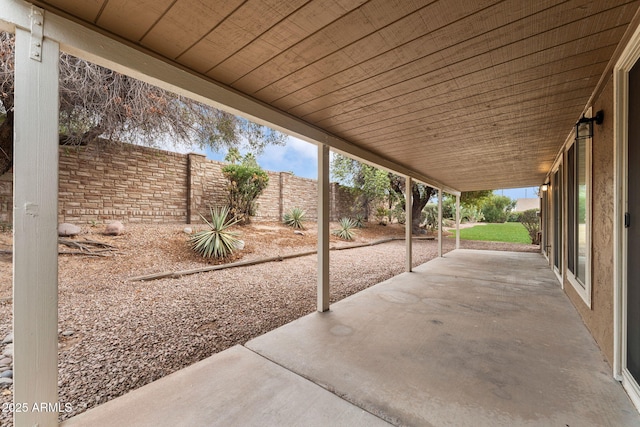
[31,0,640,191]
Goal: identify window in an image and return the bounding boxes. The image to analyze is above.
[566,136,591,306]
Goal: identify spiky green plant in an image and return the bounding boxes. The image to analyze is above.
[283,207,306,229]
[332,217,357,241]
[353,214,366,228]
[189,206,242,259]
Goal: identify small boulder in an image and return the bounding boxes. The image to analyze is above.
[58,223,81,237]
[234,240,245,251]
[183,227,193,234]
[1,333,12,345]
[104,221,125,236]
[0,370,12,379]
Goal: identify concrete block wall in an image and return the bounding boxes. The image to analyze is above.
[57,144,188,223]
[0,142,361,225]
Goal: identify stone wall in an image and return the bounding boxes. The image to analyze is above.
[0,142,359,225]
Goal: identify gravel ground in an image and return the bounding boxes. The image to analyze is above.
[0,222,538,425]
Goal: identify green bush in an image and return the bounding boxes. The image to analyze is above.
[423,204,439,231]
[507,211,522,222]
[283,207,306,229]
[519,209,540,244]
[375,206,389,225]
[481,194,516,223]
[190,206,242,259]
[332,217,357,240]
[222,159,269,224]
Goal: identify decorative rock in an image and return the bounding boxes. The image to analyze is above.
[183,227,192,234]
[104,221,125,236]
[61,330,75,337]
[0,357,11,366]
[294,230,305,236]
[2,333,12,344]
[58,223,81,237]
[0,370,12,379]
[0,377,13,387]
[2,348,12,358]
[234,240,245,251]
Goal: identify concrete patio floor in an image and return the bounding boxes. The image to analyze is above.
[62,249,639,426]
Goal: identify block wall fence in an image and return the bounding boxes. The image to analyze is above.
[0,143,358,225]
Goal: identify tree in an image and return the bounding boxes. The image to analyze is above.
[331,153,391,220]
[0,32,286,176]
[222,153,269,224]
[388,174,436,234]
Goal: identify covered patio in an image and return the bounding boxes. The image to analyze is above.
[61,250,639,426]
[3,1,640,425]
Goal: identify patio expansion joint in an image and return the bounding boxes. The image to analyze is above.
[241,344,395,425]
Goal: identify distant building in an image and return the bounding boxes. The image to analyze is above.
[514,198,540,212]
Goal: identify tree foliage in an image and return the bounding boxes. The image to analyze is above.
[331,153,390,219]
[222,154,269,224]
[0,32,286,175]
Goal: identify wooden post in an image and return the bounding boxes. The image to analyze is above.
[405,176,412,272]
[317,144,330,312]
[438,189,443,257]
[13,17,60,427]
[456,194,461,250]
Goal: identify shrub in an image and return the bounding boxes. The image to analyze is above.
[283,207,306,229]
[189,206,242,259]
[423,204,438,231]
[332,217,357,240]
[519,209,540,244]
[375,206,389,225]
[222,158,269,224]
[392,204,406,224]
[481,194,516,223]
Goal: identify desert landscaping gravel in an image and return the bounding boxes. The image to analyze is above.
[0,222,538,425]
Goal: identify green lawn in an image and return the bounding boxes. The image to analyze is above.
[448,222,530,244]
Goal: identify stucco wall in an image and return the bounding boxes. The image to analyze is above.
[563,74,615,366]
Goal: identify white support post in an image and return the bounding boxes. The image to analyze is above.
[405,176,412,272]
[456,194,461,250]
[438,189,443,257]
[317,144,330,312]
[13,19,60,427]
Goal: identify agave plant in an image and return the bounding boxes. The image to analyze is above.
[353,214,366,228]
[189,206,242,259]
[283,207,306,229]
[332,217,357,241]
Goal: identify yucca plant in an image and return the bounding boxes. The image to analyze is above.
[189,206,242,259]
[353,214,366,228]
[332,217,357,241]
[283,207,306,229]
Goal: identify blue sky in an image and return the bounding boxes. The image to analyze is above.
[203,135,538,200]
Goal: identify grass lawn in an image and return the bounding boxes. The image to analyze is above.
[448,222,531,244]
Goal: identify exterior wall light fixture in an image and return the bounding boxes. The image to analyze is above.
[541,182,549,192]
[575,110,604,140]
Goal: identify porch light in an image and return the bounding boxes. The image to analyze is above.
[575,110,604,140]
[541,182,549,192]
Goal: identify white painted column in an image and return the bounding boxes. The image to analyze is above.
[405,176,412,272]
[438,188,443,257]
[317,144,330,312]
[13,21,60,427]
[456,194,461,250]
